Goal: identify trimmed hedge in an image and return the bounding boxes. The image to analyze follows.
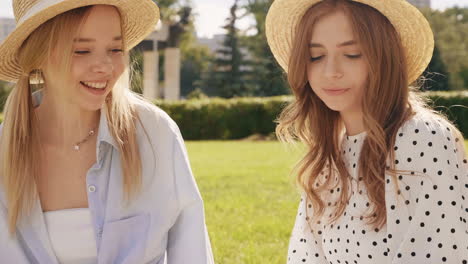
[425,91,468,138]
[156,91,468,140]
[0,92,465,140]
[155,96,292,140]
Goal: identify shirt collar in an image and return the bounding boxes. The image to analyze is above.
[97,104,119,150]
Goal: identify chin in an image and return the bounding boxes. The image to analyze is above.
[80,100,106,112]
[76,91,111,111]
[322,101,347,112]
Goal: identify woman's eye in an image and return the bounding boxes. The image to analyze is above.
[346,54,362,59]
[74,49,123,55]
[310,54,362,62]
[310,56,323,62]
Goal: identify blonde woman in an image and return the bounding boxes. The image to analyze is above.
[266,0,467,263]
[0,1,213,263]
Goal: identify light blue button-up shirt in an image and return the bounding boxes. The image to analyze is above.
[0,90,215,264]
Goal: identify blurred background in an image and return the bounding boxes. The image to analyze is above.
[0,0,467,263]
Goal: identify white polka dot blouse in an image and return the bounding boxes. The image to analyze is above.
[287,113,468,264]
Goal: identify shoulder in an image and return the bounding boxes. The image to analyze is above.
[391,109,466,173]
[130,95,182,142]
[394,110,462,149]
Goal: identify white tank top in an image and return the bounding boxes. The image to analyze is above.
[43,208,98,264]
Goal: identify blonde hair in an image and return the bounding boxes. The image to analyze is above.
[0,6,144,235]
[276,0,464,229]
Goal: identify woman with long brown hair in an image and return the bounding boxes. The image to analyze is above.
[266,0,467,263]
[0,1,213,263]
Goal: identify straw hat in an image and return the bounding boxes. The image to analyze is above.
[265,0,434,84]
[0,0,160,82]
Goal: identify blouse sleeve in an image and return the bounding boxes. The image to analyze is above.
[166,132,215,264]
[385,117,468,264]
[287,194,328,264]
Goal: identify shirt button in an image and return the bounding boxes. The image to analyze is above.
[88,185,96,193]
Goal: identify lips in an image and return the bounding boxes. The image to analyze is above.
[323,88,350,96]
[80,81,108,95]
[324,87,348,91]
[80,81,108,89]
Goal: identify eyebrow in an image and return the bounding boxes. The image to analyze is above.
[73,36,122,42]
[309,40,357,48]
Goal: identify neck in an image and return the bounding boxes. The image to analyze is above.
[340,109,365,136]
[34,90,100,148]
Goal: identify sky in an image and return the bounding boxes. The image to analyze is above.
[1,0,468,38]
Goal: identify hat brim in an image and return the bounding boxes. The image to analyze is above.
[0,0,160,82]
[265,0,434,84]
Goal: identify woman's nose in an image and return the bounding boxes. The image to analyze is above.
[323,56,343,79]
[92,54,114,73]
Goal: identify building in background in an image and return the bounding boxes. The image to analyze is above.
[408,0,431,8]
[0,17,15,44]
[197,34,224,54]
[197,34,252,72]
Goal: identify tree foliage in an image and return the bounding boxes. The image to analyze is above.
[242,0,289,96]
[421,7,468,90]
[422,45,450,91]
[200,0,253,98]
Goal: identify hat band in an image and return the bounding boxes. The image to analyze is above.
[17,0,67,26]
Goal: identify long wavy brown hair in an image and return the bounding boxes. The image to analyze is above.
[276,0,463,229]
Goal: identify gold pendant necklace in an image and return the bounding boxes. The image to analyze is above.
[73,128,96,151]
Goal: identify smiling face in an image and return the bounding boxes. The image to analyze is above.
[307,11,368,114]
[43,5,125,111]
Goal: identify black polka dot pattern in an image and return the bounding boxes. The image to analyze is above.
[287,114,468,264]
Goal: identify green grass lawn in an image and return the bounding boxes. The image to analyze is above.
[186,140,468,264]
[186,141,304,264]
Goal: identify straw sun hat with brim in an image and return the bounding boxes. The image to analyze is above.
[0,0,160,82]
[266,0,434,84]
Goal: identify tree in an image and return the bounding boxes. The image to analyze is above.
[180,43,212,97]
[176,6,213,97]
[421,7,468,90]
[422,45,450,91]
[200,0,253,98]
[243,0,289,96]
[155,0,180,20]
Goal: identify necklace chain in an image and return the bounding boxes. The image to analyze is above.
[73,127,97,151]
